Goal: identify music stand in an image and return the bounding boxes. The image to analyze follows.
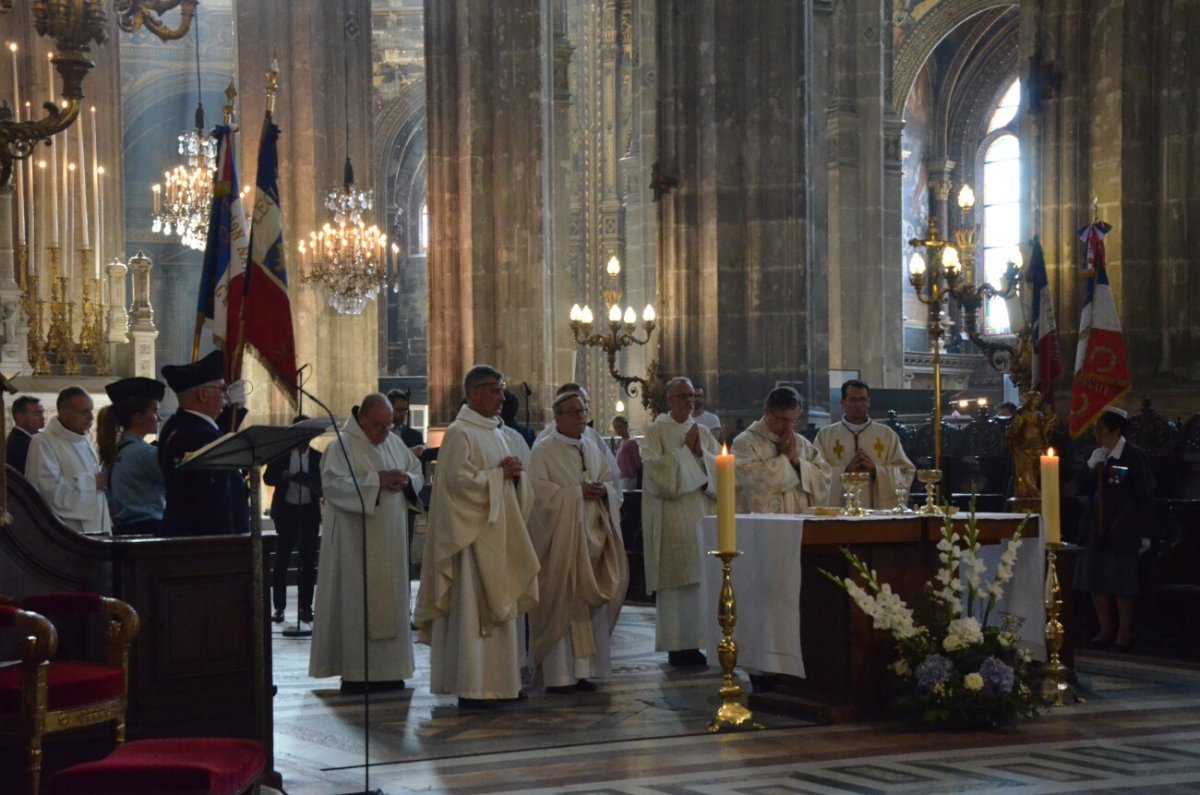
[177,421,328,790]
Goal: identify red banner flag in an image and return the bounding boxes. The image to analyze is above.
[1068,222,1129,437]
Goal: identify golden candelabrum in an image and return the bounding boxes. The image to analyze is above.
[706,550,763,733]
[60,293,78,375]
[1042,543,1081,706]
[909,183,1025,499]
[89,275,109,374]
[569,254,663,414]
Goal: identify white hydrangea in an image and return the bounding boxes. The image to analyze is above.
[947,616,983,645]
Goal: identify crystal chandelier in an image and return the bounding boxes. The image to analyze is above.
[298,0,388,316]
[150,12,214,251]
[299,174,388,316]
[151,124,215,250]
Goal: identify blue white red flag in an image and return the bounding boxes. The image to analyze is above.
[1068,221,1129,437]
[1026,235,1062,404]
[196,125,249,355]
[226,114,298,402]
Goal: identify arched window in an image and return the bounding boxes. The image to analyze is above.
[979,78,1021,334]
[419,201,429,254]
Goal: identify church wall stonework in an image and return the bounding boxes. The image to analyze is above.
[1026,0,1200,413]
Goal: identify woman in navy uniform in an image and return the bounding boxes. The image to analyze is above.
[98,377,166,535]
[157,350,250,537]
[1075,407,1156,651]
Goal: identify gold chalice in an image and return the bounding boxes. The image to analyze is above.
[916,468,942,514]
[840,471,871,516]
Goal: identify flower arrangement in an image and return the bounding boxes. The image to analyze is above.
[822,499,1039,729]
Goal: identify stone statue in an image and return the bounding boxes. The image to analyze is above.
[0,302,18,347]
[1008,392,1057,499]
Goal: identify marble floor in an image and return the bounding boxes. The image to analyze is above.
[270,593,1200,794]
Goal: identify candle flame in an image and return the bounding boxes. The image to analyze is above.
[721,443,729,455]
[1046,447,1056,457]
[9,43,17,53]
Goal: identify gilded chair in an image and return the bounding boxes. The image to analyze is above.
[0,594,139,795]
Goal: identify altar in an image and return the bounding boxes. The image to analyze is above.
[697,512,1047,721]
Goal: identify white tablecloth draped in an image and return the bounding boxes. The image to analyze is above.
[696,512,1046,679]
[698,514,807,678]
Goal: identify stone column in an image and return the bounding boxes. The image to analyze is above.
[425,0,551,421]
[825,0,904,391]
[126,250,158,379]
[235,0,376,420]
[547,0,576,420]
[1025,0,1200,407]
[655,1,814,422]
[926,158,956,239]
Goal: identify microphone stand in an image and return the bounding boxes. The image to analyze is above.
[297,382,385,795]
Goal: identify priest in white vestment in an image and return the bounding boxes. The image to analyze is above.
[535,382,619,479]
[309,393,423,692]
[415,365,540,708]
[814,379,916,510]
[641,376,719,667]
[734,386,832,514]
[26,387,111,535]
[528,392,628,693]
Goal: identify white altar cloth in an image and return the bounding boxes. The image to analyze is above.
[696,512,1045,679]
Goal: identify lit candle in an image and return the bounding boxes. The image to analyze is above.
[47,55,58,248]
[10,43,23,244]
[76,105,89,249]
[91,106,100,271]
[1039,447,1060,545]
[716,443,736,553]
[95,166,104,280]
[25,103,35,275]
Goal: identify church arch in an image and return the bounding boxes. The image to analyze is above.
[373,78,428,379]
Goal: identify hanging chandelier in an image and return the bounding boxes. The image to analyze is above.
[150,11,214,251]
[300,164,388,316]
[298,0,387,316]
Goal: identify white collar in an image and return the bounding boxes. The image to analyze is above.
[841,418,872,434]
[552,429,585,447]
[1109,436,1127,460]
[456,405,503,429]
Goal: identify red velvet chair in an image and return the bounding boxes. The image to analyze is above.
[45,737,267,795]
[0,594,139,795]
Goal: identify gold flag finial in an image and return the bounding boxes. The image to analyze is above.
[265,57,279,113]
[223,77,237,124]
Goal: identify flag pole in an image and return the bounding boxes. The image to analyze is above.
[233,61,277,389]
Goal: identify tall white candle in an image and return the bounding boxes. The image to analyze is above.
[1039,448,1061,545]
[91,106,99,273]
[35,159,46,277]
[10,44,24,244]
[63,123,71,278]
[47,55,58,248]
[25,103,35,275]
[76,106,89,248]
[716,443,736,553]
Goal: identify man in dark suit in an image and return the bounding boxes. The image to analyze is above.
[264,416,322,629]
[157,350,250,537]
[388,389,425,453]
[6,395,46,474]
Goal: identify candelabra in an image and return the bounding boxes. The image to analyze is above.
[907,216,953,476]
[706,550,763,733]
[1042,543,1081,706]
[568,254,662,413]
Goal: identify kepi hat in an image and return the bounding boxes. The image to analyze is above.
[1103,406,1129,420]
[104,377,165,404]
[161,350,225,394]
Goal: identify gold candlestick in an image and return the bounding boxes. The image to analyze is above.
[706,549,763,733]
[60,301,79,376]
[1042,543,1081,706]
[16,244,27,292]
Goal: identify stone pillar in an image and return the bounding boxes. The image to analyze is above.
[547,0,576,420]
[826,0,904,390]
[1025,0,1200,406]
[615,0,657,429]
[235,0,376,421]
[926,158,956,238]
[425,0,550,421]
[126,250,158,379]
[0,186,29,375]
[655,1,814,422]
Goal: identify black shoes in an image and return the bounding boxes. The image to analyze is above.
[298,608,314,623]
[667,649,707,667]
[340,679,406,694]
[272,609,285,624]
[457,697,501,710]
